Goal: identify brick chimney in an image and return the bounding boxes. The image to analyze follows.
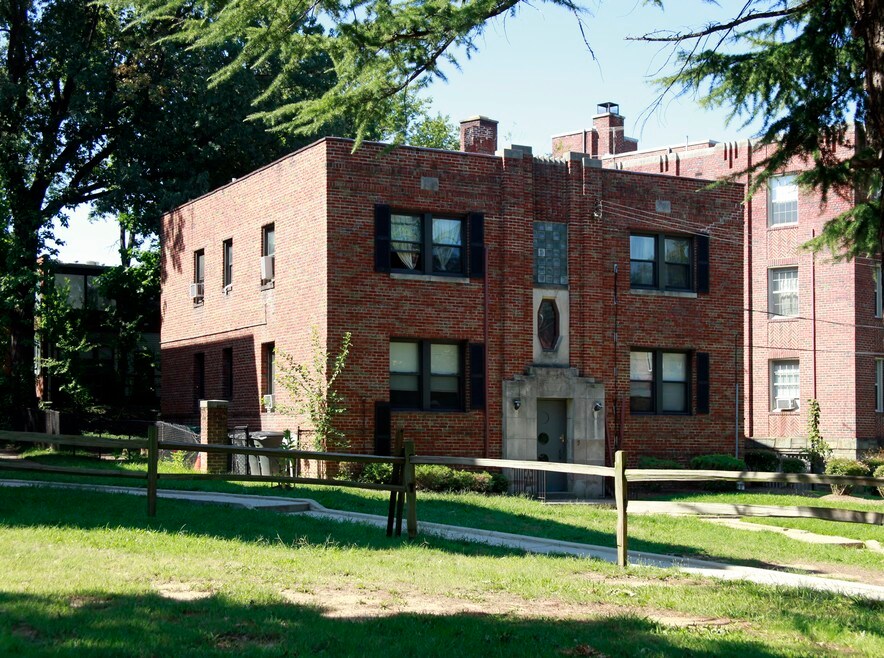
[593,102,627,156]
[460,116,498,155]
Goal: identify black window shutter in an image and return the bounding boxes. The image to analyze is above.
[469,343,486,410]
[375,204,391,272]
[696,234,710,293]
[696,352,710,414]
[374,401,391,455]
[468,212,485,278]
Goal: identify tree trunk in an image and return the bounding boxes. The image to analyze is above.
[6,204,42,428]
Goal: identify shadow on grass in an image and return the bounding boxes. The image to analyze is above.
[0,452,863,572]
[0,590,800,658]
[0,485,536,559]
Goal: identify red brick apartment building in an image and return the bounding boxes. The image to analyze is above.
[160,118,744,496]
[553,104,882,458]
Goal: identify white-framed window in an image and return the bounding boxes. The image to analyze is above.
[876,359,884,412]
[769,174,798,226]
[769,267,799,317]
[875,264,882,318]
[770,360,800,411]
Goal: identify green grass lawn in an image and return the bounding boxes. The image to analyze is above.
[3,449,884,584]
[1,485,883,657]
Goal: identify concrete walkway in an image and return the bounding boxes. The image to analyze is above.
[3,478,883,601]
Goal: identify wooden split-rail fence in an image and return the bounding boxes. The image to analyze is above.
[1,428,882,567]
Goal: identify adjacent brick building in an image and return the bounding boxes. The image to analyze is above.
[554,105,881,457]
[160,118,744,495]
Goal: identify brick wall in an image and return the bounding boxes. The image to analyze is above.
[161,140,329,432]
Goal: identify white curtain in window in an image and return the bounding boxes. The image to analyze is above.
[773,361,800,401]
[391,215,421,270]
[771,268,798,316]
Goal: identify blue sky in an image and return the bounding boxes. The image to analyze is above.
[53,0,765,265]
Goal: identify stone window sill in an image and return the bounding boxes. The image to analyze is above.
[629,289,697,299]
[390,273,471,285]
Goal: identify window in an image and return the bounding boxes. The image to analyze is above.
[193,352,205,409]
[534,222,568,286]
[876,264,882,317]
[263,342,275,396]
[629,234,694,291]
[769,267,798,317]
[376,206,484,278]
[221,347,233,401]
[193,250,205,302]
[390,340,463,410]
[537,299,559,351]
[630,350,690,414]
[769,174,798,226]
[388,213,464,275]
[222,239,233,288]
[262,224,275,283]
[770,360,799,410]
[54,273,86,309]
[877,359,884,412]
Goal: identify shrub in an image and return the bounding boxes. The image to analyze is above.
[875,465,884,498]
[637,456,682,469]
[360,462,394,484]
[490,472,509,494]
[824,459,870,495]
[689,454,747,471]
[414,464,498,493]
[744,450,779,472]
[336,462,396,484]
[780,457,808,474]
[861,448,884,473]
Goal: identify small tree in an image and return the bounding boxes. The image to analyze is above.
[801,399,832,474]
[276,328,352,451]
[37,273,95,414]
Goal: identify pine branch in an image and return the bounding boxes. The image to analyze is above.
[630,1,816,43]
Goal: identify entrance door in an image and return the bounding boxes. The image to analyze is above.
[537,399,567,492]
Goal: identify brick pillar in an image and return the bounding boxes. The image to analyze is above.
[200,400,229,474]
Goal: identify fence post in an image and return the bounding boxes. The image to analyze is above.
[147,424,158,517]
[387,434,405,537]
[403,440,417,539]
[614,450,628,567]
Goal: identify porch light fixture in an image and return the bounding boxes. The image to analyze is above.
[513,398,521,411]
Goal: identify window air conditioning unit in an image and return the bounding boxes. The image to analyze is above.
[263,394,275,411]
[189,282,204,300]
[774,398,797,412]
[260,255,275,281]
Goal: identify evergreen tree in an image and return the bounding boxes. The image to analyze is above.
[638,0,884,262]
[133,0,585,144]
